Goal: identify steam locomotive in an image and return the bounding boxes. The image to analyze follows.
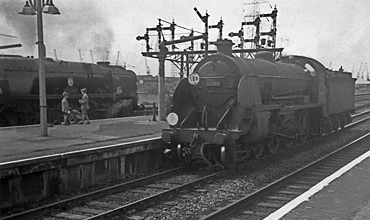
[162,39,355,168]
[0,55,138,126]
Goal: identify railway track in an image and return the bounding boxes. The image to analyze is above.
[352,109,370,119]
[197,114,370,219]
[2,110,370,220]
[355,92,370,98]
[355,102,370,112]
[126,111,370,219]
[354,92,370,111]
[0,166,227,220]
[0,167,185,219]
[201,131,370,220]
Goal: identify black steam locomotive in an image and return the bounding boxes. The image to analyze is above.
[162,40,355,168]
[0,55,138,126]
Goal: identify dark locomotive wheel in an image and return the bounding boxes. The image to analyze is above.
[252,142,265,159]
[220,146,227,166]
[330,115,340,131]
[309,117,321,137]
[343,112,352,124]
[338,113,346,129]
[321,118,332,134]
[220,141,238,169]
[169,143,185,164]
[176,144,186,163]
[266,136,279,154]
[298,110,309,143]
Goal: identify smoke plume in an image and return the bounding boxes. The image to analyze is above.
[0,1,36,53]
[0,0,114,61]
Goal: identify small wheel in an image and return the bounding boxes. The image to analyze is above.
[266,137,279,154]
[321,118,332,134]
[170,143,184,164]
[220,144,237,169]
[252,142,265,159]
[344,112,352,124]
[220,146,226,165]
[338,114,346,129]
[330,115,340,131]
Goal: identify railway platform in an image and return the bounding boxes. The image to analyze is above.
[266,138,370,220]
[0,116,168,163]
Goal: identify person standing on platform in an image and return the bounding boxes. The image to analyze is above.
[61,91,71,125]
[78,88,90,125]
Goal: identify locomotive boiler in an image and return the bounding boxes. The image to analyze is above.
[162,40,355,168]
[0,55,139,126]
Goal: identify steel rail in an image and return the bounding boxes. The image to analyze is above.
[352,109,370,118]
[199,117,370,219]
[2,104,370,219]
[86,170,228,220]
[0,167,184,220]
[355,92,370,97]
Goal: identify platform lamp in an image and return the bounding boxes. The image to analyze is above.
[19,0,60,136]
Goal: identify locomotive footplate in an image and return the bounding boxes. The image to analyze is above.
[162,128,241,145]
[162,128,241,168]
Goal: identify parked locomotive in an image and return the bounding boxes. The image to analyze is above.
[162,39,355,168]
[0,55,139,126]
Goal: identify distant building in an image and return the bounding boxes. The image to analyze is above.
[136,75,180,94]
[136,75,181,104]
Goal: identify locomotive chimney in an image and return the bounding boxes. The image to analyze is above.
[255,51,275,62]
[214,39,233,56]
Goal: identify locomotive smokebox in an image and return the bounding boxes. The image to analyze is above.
[214,39,233,56]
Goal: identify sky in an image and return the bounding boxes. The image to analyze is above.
[0,0,369,77]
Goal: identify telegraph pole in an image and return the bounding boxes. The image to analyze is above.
[158,43,168,121]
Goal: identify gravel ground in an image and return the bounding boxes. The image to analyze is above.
[129,121,370,219]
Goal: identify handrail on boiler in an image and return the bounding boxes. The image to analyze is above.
[216,106,231,130]
[180,107,197,128]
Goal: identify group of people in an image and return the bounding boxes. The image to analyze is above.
[61,88,90,125]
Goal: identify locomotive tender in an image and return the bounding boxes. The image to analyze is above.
[162,39,355,168]
[0,55,138,126]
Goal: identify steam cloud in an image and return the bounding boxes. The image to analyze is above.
[279,1,370,71]
[0,1,36,53]
[0,0,114,61]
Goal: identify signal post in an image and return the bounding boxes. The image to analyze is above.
[137,7,279,121]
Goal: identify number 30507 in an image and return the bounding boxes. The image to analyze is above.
[206,81,221,87]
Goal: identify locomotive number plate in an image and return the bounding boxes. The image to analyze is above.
[206,81,221,87]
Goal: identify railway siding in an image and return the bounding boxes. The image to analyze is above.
[0,138,168,209]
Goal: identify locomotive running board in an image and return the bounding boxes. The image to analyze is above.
[170,128,241,144]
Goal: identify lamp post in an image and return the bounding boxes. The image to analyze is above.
[19,0,60,136]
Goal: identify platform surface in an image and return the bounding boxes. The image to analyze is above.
[0,116,168,163]
[265,135,370,220]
